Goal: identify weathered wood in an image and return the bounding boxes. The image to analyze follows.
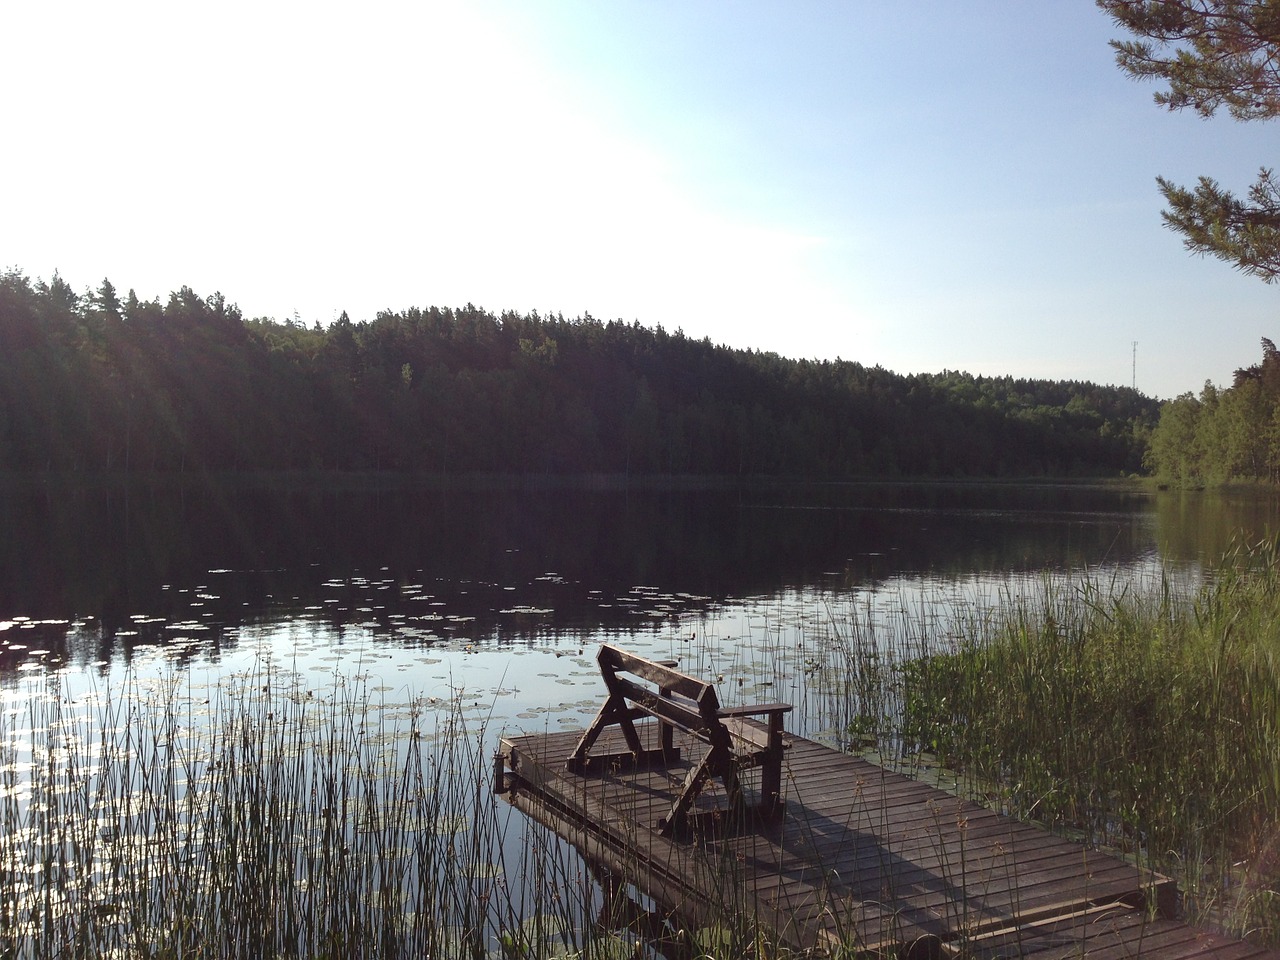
[499,722,1277,958]
[566,644,792,834]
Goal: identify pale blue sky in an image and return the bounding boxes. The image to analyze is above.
[3,1,1275,399]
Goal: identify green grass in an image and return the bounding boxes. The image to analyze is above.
[888,537,1280,945]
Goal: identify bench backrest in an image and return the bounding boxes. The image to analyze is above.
[598,644,723,735]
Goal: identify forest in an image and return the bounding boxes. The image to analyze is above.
[0,270,1158,480]
[1146,337,1280,485]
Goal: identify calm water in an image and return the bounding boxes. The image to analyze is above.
[2,479,1277,733]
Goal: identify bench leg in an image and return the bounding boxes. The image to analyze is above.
[760,755,782,816]
[567,696,643,771]
[659,750,714,834]
[760,712,786,816]
[658,745,745,835]
[658,685,675,757]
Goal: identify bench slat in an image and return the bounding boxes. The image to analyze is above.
[720,717,787,752]
[717,702,793,718]
[614,676,707,734]
[599,646,710,703]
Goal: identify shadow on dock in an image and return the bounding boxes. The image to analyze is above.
[499,723,1277,959]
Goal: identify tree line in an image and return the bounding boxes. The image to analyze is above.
[0,269,1157,479]
[1146,337,1280,485]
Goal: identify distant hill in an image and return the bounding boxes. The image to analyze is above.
[0,270,1158,478]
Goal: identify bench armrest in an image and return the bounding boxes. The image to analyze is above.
[717,702,793,719]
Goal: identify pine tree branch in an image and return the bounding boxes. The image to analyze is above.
[1157,168,1280,281]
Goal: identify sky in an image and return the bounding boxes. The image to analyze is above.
[3,1,1276,400]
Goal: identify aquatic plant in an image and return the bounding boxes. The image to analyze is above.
[0,664,607,959]
[893,536,1280,944]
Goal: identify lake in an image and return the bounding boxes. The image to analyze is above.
[3,479,1278,737]
[1,478,1277,955]
[2,478,1272,677]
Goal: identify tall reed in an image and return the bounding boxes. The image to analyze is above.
[0,664,604,959]
[893,537,1280,944]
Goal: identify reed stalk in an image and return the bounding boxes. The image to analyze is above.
[0,665,605,959]
[889,536,1280,945]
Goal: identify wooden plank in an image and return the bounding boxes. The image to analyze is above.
[718,701,794,718]
[599,644,711,703]
[499,724,1278,957]
[613,675,709,733]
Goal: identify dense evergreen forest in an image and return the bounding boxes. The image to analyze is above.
[1147,338,1280,485]
[0,270,1158,479]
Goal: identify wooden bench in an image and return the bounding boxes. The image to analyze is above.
[566,644,792,835]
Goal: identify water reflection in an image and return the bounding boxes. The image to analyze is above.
[1,479,1162,638]
[3,478,1273,706]
[1153,487,1280,563]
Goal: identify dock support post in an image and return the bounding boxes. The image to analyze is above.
[493,750,509,794]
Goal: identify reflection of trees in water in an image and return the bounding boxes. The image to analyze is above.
[0,479,1169,669]
[1154,489,1280,566]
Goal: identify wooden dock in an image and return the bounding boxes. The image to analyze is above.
[499,722,1279,958]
